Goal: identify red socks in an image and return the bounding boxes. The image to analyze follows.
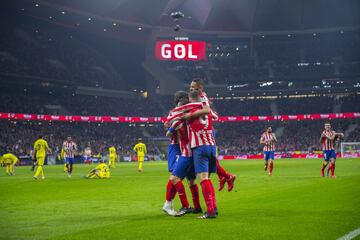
[209,181,217,209]
[189,184,201,209]
[329,163,336,177]
[200,179,216,214]
[174,181,190,208]
[216,159,231,180]
[166,180,176,201]
[269,162,274,174]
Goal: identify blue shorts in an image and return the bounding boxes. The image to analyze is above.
[168,144,181,172]
[84,156,91,161]
[193,145,217,174]
[263,151,275,161]
[65,157,74,164]
[172,156,196,180]
[323,150,336,161]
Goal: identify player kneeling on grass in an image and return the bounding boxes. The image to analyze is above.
[1,153,19,175]
[84,160,110,179]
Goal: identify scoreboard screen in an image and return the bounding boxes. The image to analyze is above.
[155,40,206,61]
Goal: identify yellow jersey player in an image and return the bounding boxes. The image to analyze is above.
[133,138,147,173]
[32,135,51,180]
[84,160,110,179]
[1,153,19,175]
[60,148,67,172]
[108,145,117,168]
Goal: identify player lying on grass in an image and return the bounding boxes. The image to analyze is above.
[320,122,344,178]
[163,91,202,217]
[84,160,110,179]
[190,79,236,191]
[260,126,277,176]
[0,153,19,175]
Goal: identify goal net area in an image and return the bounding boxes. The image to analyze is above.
[341,142,360,158]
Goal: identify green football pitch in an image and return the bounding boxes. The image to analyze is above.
[1,158,360,240]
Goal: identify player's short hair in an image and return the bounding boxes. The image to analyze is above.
[174,90,189,106]
[38,135,43,139]
[188,90,200,101]
[325,122,331,125]
[138,138,142,142]
[191,78,204,88]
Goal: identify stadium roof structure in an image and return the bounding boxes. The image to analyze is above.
[5,0,360,38]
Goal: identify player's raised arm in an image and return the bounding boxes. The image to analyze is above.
[182,90,210,120]
[183,105,211,120]
[335,132,344,138]
[260,134,266,144]
[325,133,335,141]
[272,134,277,143]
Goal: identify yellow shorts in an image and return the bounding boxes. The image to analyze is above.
[36,156,45,166]
[98,172,110,179]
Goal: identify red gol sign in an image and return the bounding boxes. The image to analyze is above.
[155,41,206,61]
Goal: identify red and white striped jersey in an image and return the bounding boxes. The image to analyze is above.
[62,141,77,158]
[176,123,192,157]
[84,147,92,157]
[200,91,219,120]
[188,108,216,148]
[166,103,202,145]
[321,130,336,150]
[166,103,203,123]
[260,132,276,151]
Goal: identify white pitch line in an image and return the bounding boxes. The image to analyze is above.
[337,228,360,240]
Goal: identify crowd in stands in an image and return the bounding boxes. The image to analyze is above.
[1,118,359,157]
[1,15,359,159]
[0,120,162,157]
[0,19,125,90]
[163,31,360,86]
[1,92,359,117]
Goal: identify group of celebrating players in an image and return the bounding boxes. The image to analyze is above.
[161,78,344,219]
[0,78,345,220]
[162,79,237,219]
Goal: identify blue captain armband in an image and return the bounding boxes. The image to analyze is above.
[168,127,175,133]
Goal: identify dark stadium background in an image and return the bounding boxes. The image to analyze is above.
[0,0,359,163]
